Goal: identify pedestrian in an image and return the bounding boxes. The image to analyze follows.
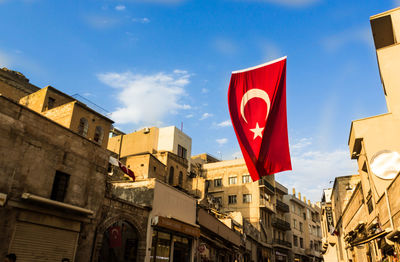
[4,253,16,262]
[61,258,70,262]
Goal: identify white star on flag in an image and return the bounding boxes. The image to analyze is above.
[250,122,264,140]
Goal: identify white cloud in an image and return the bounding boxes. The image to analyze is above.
[132,17,150,23]
[214,38,237,55]
[276,138,357,202]
[127,0,184,3]
[85,15,119,29]
[186,114,193,118]
[201,88,209,94]
[98,70,191,126]
[115,5,126,11]
[200,112,213,120]
[0,50,13,67]
[321,27,373,52]
[259,40,282,61]
[236,0,319,7]
[217,120,232,127]
[216,138,228,145]
[232,151,243,159]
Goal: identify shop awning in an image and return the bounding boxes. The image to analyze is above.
[350,228,392,247]
[386,227,400,242]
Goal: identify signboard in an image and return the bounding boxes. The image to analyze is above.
[152,216,200,237]
[325,207,334,232]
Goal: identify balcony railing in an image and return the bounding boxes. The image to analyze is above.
[259,179,275,194]
[259,198,274,212]
[273,239,292,248]
[272,217,291,231]
[276,199,289,213]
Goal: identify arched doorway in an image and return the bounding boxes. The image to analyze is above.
[99,221,139,262]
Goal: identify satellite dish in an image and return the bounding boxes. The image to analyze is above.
[370,150,400,180]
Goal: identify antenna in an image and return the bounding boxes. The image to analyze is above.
[181,122,183,131]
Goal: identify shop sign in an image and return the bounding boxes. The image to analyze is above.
[153,216,200,237]
[326,207,334,232]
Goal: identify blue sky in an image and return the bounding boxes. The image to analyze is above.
[0,0,397,201]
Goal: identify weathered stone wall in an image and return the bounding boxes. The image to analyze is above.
[0,95,109,259]
[0,68,39,102]
[41,101,74,128]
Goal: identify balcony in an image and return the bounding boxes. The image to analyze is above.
[276,199,289,213]
[259,198,275,212]
[259,179,275,194]
[272,239,292,249]
[272,217,291,231]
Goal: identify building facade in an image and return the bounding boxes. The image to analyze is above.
[321,7,400,262]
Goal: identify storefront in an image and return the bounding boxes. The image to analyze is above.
[150,216,200,262]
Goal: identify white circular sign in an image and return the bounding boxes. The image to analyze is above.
[370,150,400,180]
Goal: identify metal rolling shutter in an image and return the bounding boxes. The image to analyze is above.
[9,221,79,262]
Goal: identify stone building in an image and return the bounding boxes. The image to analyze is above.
[284,190,323,262]
[320,6,400,262]
[0,69,150,261]
[201,158,275,261]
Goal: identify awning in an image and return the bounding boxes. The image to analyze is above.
[386,227,400,242]
[350,228,392,247]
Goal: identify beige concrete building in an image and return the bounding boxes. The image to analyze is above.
[201,158,299,262]
[284,190,323,262]
[320,7,400,262]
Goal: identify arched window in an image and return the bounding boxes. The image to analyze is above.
[78,118,88,137]
[168,167,174,185]
[178,171,183,187]
[94,126,104,144]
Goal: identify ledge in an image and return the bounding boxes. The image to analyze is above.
[21,193,94,216]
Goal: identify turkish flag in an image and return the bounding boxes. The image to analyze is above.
[228,57,291,181]
[109,225,122,248]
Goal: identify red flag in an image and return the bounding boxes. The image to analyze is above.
[109,225,122,248]
[118,161,135,181]
[228,57,291,181]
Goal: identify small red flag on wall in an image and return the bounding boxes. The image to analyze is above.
[109,226,122,248]
[228,57,291,181]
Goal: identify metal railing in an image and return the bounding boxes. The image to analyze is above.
[272,217,291,231]
[259,179,275,193]
[276,199,289,212]
[273,239,292,248]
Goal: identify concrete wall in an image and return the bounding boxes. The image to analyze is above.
[108,127,159,157]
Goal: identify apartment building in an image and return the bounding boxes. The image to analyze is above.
[321,7,400,262]
[284,189,323,262]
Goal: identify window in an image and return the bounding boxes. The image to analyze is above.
[214,197,222,205]
[228,176,237,185]
[242,174,251,183]
[94,126,104,144]
[300,237,304,248]
[205,180,211,193]
[307,209,311,219]
[214,178,222,187]
[78,118,88,137]
[293,219,297,229]
[228,195,237,204]
[291,203,295,213]
[178,171,183,187]
[169,167,174,185]
[310,241,313,250]
[243,194,252,203]
[293,235,298,247]
[367,198,374,214]
[51,171,70,202]
[46,97,55,110]
[299,222,303,232]
[177,145,187,159]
